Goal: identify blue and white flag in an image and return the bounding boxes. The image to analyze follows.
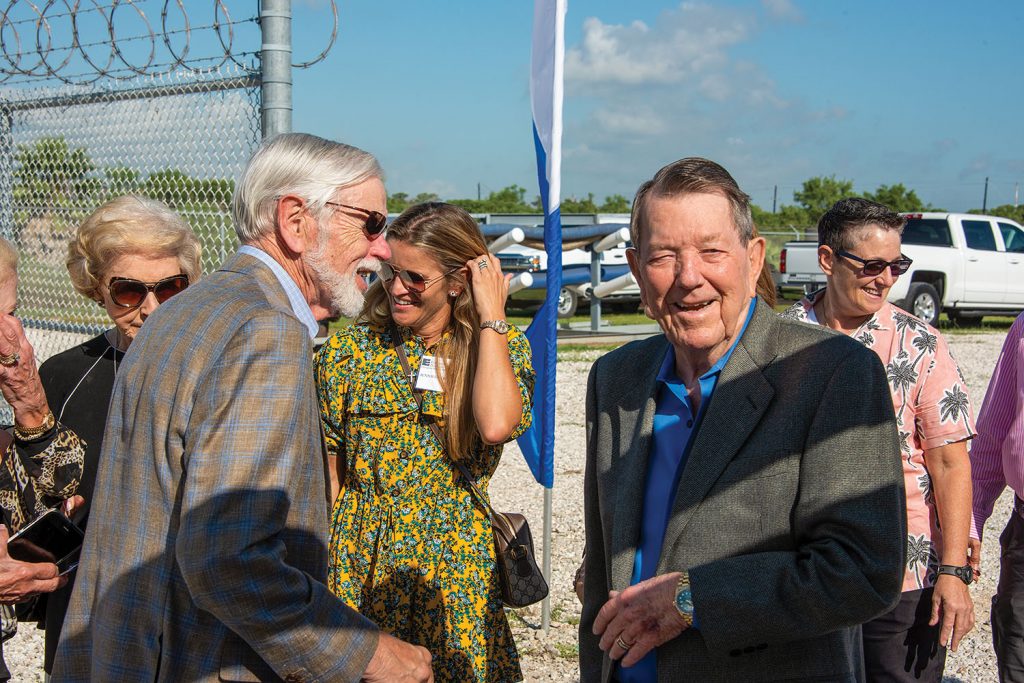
[517,0,565,488]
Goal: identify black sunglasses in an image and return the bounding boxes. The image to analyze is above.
[108,274,190,310]
[380,262,459,293]
[837,250,913,277]
[324,201,387,240]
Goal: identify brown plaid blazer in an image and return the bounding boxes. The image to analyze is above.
[52,252,379,682]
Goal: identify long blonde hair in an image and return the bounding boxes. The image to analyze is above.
[360,202,487,460]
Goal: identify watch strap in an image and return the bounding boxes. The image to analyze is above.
[13,410,56,442]
[480,319,509,334]
[673,571,694,628]
[937,563,973,585]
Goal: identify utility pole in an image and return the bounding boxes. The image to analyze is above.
[1015,182,1019,208]
[477,182,481,201]
[772,185,778,214]
[983,177,989,212]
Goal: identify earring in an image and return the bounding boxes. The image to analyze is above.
[449,290,458,297]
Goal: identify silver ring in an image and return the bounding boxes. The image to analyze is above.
[477,259,489,271]
[0,352,19,367]
[615,636,632,651]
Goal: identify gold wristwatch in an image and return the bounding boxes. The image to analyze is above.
[673,571,694,629]
[13,410,56,442]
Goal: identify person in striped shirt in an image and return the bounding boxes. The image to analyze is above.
[970,312,1024,682]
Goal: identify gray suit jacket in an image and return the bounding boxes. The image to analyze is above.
[53,253,379,682]
[579,301,906,682]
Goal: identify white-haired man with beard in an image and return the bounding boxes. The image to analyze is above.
[53,134,434,683]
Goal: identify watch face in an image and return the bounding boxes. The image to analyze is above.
[484,320,509,333]
[960,566,973,585]
[675,588,693,615]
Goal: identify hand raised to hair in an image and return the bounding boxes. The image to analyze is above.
[464,253,512,323]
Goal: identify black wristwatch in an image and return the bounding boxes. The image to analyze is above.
[937,563,973,586]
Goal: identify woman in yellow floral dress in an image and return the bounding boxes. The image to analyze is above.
[315,202,534,682]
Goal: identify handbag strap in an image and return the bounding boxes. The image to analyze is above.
[389,326,506,528]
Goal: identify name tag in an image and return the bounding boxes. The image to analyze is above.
[415,355,445,392]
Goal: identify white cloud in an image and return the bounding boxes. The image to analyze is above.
[761,0,803,22]
[565,4,753,86]
[593,107,668,136]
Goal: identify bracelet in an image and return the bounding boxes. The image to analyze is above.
[13,410,56,442]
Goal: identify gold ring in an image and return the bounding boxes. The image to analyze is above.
[0,352,19,367]
[615,636,632,651]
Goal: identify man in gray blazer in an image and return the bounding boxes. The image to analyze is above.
[579,157,907,682]
[53,134,433,682]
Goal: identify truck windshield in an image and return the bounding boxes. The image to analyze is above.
[902,219,953,247]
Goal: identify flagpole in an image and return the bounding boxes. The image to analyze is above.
[525,0,565,636]
[542,487,552,632]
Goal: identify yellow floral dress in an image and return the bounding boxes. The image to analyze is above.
[315,323,534,683]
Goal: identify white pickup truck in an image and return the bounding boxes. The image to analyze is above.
[777,212,1024,326]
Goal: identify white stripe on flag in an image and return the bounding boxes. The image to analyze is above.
[530,0,566,211]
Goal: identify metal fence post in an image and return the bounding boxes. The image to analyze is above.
[0,104,12,242]
[261,0,293,138]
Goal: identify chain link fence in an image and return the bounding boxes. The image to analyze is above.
[1,66,260,358]
[0,0,270,423]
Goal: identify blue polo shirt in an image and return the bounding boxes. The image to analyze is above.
[620,298,756,682]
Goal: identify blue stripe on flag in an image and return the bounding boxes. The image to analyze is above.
[517,124,561,488]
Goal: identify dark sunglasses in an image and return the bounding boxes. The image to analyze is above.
[324,201,387,240]
[380,262,459,293]
[837,250,913,277]
[108,274,190,310]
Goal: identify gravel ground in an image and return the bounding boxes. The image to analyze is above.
[3,330,1010,682]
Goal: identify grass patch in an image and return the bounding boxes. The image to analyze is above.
[555,642,579,660]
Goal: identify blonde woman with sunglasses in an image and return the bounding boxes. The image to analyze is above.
[35,195,200,677]
[315,202,535,682]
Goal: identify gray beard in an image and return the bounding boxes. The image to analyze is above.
[306,230,381,318]
[307,256,364,318]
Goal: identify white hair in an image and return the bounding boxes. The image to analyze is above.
[232,133,383,244]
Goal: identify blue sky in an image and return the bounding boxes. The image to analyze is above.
[289,0,1023,214]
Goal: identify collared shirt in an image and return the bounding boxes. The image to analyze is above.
[238,245,319,339]
[620,298,755,683]
[971,312,1024,539]
[784,293,975,590]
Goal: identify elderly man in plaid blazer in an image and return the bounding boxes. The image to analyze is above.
[52,134,433,682]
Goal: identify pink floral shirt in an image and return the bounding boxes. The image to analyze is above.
[784,295,975,591]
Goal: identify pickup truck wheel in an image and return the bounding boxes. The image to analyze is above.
[557,287,578,318]
[905,283,940,327]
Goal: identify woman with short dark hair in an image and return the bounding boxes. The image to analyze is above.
[783,197,976,682]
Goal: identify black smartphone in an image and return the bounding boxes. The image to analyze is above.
[7,508,84,575]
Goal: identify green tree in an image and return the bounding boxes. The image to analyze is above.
[13,137,98,218]
[863,183,930,213]
[388,192,411,213]
[450,184,534,213]
[411,192,440,205]
[751,203,812,230]
[561,193,598,213]
[971,204,1024,223]
[599,194,631,212]
[142,169,199,209]
[104,166,142,197]
[793,175,855,217]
